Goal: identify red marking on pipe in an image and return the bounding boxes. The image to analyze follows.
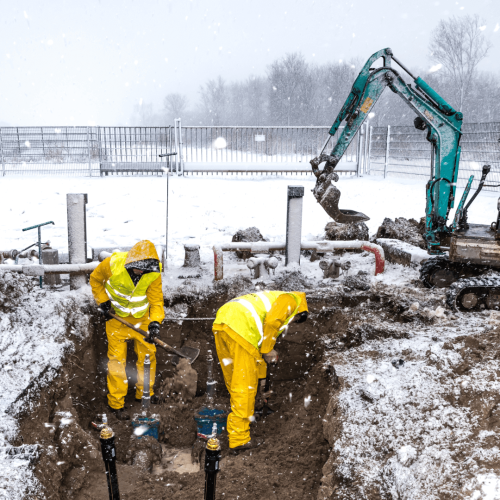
[361,244,385,275]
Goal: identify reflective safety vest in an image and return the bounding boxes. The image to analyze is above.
[104,252,161,318]
[214,291,301,350]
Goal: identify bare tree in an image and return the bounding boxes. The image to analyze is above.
[429,14,492,111]
[199,77,227,125]
[163,93,189,120]
[268,53,313,125]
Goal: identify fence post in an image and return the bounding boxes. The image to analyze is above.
[174,119,179,174]
[0,128,4,177]
[97,127,102,165]
[367,126,373,175]
[356,125,363,177]
[87,126,92,177]
[178,118,184,176]
[384,125,390,179]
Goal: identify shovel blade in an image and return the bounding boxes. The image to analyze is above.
[170,346,200,365]
[314,180,370,224]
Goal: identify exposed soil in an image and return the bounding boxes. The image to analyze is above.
[15,284,345,500]
[10,265,498,500]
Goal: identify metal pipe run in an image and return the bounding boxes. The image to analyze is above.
[206,350,216,406]
[100,423,120,500]
[300,241,385,275]
[213,240,385,280]
[0,262,99,275]
[142,354,151,410]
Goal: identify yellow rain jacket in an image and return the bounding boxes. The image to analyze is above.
[213,291,307,448]
[90,240,165,409]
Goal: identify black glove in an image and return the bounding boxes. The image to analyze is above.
[100,300,112,321]
[145,321,160,343]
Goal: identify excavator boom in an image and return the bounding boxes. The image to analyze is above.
[311,48,464,253]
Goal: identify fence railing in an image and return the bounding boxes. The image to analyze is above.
[368,122,500,190]
[1,122,498,187]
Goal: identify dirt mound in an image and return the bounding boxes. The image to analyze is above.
[0,270,36,311]
[160,358,198,403]
[125,435,162,472]
[343,272,371,291]
[325,221,369,241]
[269,269,313,291]
[232,226,267,259]
[376,217,425,248]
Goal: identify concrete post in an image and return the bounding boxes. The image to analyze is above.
[285,186,304,266]
[42,249,61,286]
[67,194,88,290]
[183,244,201,268]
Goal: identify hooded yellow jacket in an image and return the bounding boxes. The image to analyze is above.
[90,240,165,323]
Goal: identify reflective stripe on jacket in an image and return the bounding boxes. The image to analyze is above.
[104,252,161,318]
[214,291,301,350]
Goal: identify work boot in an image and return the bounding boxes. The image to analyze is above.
[108,405,130,421]
[135,395,160,404]
[230,437,263,456]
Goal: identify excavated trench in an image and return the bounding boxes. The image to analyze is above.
[14,286,410,500]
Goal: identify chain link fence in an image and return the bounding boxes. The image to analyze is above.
[368,122,500,191]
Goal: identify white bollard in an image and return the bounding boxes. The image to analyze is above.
[285,186,304,266]
[67,194,88,290]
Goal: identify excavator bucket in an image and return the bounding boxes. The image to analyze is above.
[313,173,370,224]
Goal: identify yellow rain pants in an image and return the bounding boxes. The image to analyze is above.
[214,329,266,448]
[106,316,156,410]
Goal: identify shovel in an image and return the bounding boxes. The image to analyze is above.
[107,312,200,364]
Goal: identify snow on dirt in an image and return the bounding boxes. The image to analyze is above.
[1,175,498,269]
[2,174,500,499]
[0,270,94,499]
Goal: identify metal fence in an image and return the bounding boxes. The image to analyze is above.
[0,124,360,177]
[1,122,498,186]
[368,122,500,190]
[0,126,176,177]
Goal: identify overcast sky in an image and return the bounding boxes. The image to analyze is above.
[1,0,499,126]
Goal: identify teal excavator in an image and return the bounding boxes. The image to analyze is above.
[311,47,499,311]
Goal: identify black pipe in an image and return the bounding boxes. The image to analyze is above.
[204,437,221,500]
[100,427,120,500]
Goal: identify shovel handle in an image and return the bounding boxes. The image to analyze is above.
[107,311,190,360]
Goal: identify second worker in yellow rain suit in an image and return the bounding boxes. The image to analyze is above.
[90,240,165,420]
[213,290,308,453]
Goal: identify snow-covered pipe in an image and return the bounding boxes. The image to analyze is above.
[0,262,99,275]
[213,240,385,280]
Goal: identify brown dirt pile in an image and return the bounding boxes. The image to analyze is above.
[376,216,425,248]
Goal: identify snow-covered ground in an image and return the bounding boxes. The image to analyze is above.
[1,174,498,268]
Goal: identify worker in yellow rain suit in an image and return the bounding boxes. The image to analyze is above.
[213,290,308,453]
[90,240,165,420]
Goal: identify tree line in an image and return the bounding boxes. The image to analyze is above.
[133,14,499,127]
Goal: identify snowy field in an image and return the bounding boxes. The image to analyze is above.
[1,174,498,267]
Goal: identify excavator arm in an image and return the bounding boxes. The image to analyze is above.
[311,47,464,254]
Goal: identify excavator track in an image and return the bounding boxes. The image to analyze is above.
[446,275,500,311]
[420,256,490,290]
[419,256,455,288]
